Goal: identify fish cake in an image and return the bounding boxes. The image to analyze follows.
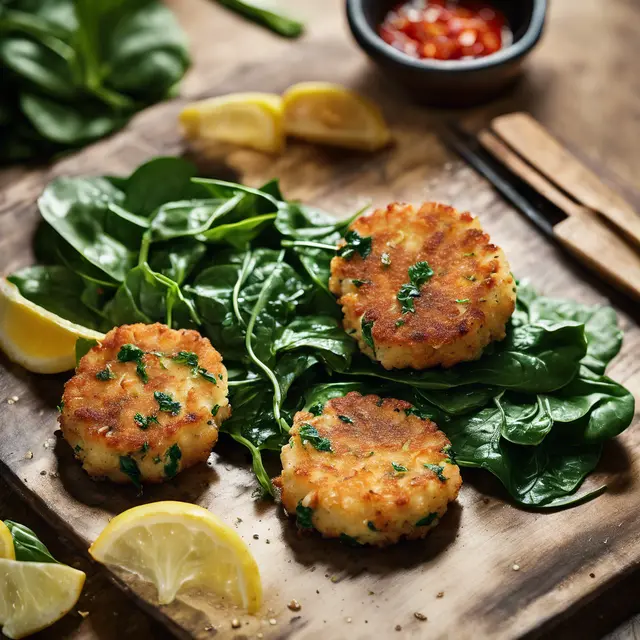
[275,392,462,546]
[60,323,231,485]
[329,202,516,369]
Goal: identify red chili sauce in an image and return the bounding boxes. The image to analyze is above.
[379,0,510,61]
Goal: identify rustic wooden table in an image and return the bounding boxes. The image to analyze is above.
[1,0,639,638]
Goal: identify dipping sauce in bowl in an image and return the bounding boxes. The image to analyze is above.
[379,0,511,61]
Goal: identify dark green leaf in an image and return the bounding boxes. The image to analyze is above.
[296,503,314,529]
[391,462,407,473]
[4,520,58,563]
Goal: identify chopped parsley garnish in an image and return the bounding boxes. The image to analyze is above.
[308,403,324,416]
[416,513,438,527]
[198,368,217,383]
[140,442,149,455]
[172,350,198,369]
[339,533,363,547]
[381,252,391,267]
[164,443,182,478]
[361,317,375,352]
[296,502,314,529]
[134,413,159,430]
[56,401,64,412]
[117,344,144,362]
[338,415,353,424]
[74,444,83,453]
[397,261,434,314]
[391,462,408,473]
[299,424,332,452]
[463,252,476,257]
[117,344,148,383]
[172,351,217,384]
[456,298,470,304]
[441,444,456,464]
[96,365,115,381]
[352,279,371,288]
[211,404,220,417]
[465,275,476,281]
[395,319,405,328]
[152,455,162,464]
[119,455,141,489]
[154,391,181,415]
[337,230,372,261]
[367,521,378,532]
[424,463,447,482]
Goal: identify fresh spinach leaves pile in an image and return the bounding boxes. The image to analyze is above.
[0,0,189,162]
[8,157,634,508]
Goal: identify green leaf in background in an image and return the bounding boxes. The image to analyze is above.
[214,0,304,38]
[4,520,59,563]
[0,0,189,162]
[496,393,554,446]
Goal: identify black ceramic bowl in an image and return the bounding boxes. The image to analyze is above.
[346,0,547,107]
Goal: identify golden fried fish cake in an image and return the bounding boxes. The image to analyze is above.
[329,202,516,369]
[60,323,231,485]
[275,392,462,546]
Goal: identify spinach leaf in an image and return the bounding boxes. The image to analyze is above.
[148,238,207,285]
[302,382,371,414]
[38,176,137,282]
[122,157,203,217]
[416,386,501,415]
[4,520,58,564]
[528,297,622,374]
[496,393,554,446]
[8,265,106,330]
[274,315,355,370]
[441,404,604,508]
[543,366,635,443]
[198,213,276,248]
[348,320,587,393]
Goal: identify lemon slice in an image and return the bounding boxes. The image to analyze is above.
[282,82,391,151]
[0,278,105,374]
[89,501,262,613]
[180,93,284,153]
[0,559,85,639]
[0,522,15,560]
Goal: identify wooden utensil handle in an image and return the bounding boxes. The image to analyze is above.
[492,112,640,249]
[555,209,640,301]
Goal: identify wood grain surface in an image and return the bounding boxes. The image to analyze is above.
[1,1,640,639]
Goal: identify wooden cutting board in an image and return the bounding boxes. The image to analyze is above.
[1,1,640,638]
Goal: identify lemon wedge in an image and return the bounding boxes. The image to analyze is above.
[0,559,85,639]
[180,93,284,153]
[0,278,105,374]
[282,82,391,151]
[0,522,15,560]
[89,501,262,613]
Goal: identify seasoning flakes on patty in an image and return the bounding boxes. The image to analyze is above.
[275,392,462,546]
[329,202,516,369]
[60,323,231,486]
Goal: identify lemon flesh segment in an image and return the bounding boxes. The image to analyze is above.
[0,559,85,639]
[89,501,262,613]
[0,522,15,560]
[180,93,284,154]
[0,279,104,374]
[282,81,391,151]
